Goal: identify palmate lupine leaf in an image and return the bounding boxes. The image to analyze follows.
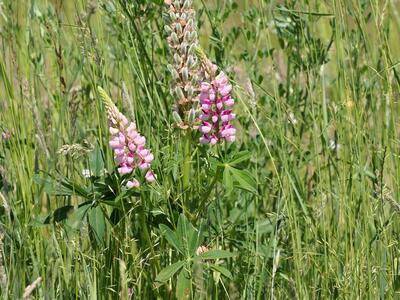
[65,203,91,231]
[176,214,203,256]
[154,260,186,286]
[88,206,106,245]
[209,264,233,280]
[176,268,191,300]
[197,249,236,260]
[159,224,184,254]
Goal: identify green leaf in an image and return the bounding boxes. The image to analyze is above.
[229,151,251,165]
[33,174,55,193]
[53,205,74,222]
[255,218,275,235]
[210,264,233,280]
[176,268,191,300]
[229,167,257,193]
[198,250,236,260]
[30,214,51,227]
[33,174,90,197]
[89,144,104,177]
[223,166,234,195]
[88,206,106,244]
[155,260,185,285]
[65,203,91,231]
[176,214,201,256]
[59,178,90,199]
[0,58,14,99]
[159,224,183,254]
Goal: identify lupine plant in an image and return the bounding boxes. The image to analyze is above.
[3,0,399,299]
[32,87,157,245]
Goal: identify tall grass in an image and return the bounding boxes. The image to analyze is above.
[1,0,400,299]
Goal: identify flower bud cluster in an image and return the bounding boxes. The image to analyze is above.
[165,0,199,127]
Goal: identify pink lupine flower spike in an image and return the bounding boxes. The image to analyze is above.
[98,87,156,188]
[198,72,236,145]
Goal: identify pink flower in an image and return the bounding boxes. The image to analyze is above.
[109,127,119,135]
[139,161,148,170]
[145,171,156,182]
[126,179,140,189]
[200,122,212,134]
[118,165,133,175]
[224,97,234,107]
[198,72,237,145]
[200,135,210,144]
[144,153,154,163]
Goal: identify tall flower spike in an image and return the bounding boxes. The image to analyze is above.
[195,48,237,145]
[98,87,156,187]
[164,0,199,128]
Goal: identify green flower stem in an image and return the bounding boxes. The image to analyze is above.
[182,130,192,206]
[196,166,222,219]
[139,196,160,273]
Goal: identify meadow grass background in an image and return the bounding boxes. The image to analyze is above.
[1,0,400,299]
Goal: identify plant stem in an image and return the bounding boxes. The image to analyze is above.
[139,197,160,273]
[196,166,221,219]
[182,130,192,206]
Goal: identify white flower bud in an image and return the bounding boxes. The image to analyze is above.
[184,30,191,42]
[167,64,179,79]
[173,53,182,65]
[183,0,192,9]
[187,18,194,28]
[169,11,177,21]
[170,32,179,45]
[164,25,172,34]
[185,85,194,97]
[175,87,185,99]
[175,22,182,35]
[173,0,181,9]
[192,74,199,84]
[181,67,189,82]
[172,111,183,123]
[186,55,195,68]
[187,44,195,56]
[188,108,196,122]
[179,42,187,54]
[189,31,197,42]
